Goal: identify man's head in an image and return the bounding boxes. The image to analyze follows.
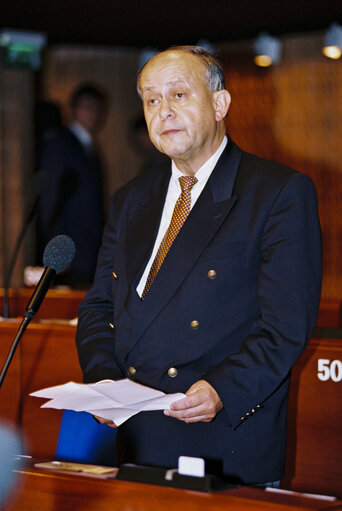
[137,46,231,175]
[70,83,107,134]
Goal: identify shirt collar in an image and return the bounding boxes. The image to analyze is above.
[69,121,93,147]
[171,135,228,186]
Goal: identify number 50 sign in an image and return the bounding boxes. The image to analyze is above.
[317,359,342,382]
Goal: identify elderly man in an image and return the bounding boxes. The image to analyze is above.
[76,46,321,486]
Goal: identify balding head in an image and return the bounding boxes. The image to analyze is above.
[137,46,231,175]
[137,45,225,97]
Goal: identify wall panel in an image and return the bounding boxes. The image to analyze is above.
[221,33,342,299]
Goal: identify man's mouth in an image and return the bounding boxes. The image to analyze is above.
[161,129,182,135]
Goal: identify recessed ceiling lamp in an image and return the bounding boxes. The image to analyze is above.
[254,32,282,67]
[138,47,158,70]
[323,23,342,59]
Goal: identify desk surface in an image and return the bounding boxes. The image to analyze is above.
[5,466,342,511]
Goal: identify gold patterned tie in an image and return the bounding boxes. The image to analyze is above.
[141,175,198,299]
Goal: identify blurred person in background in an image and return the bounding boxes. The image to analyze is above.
[37,83,107,288]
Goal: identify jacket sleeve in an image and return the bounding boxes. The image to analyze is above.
[75,190,128,383]
[205,172,322,428]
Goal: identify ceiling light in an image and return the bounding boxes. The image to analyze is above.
[254,32,281,67]
[323,23,342,59]
[196,39,216,54]
[138,47,157,71]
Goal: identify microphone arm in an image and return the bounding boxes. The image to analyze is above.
[0,315,31,389]
[2,195,40,319]
[25,266,56,320]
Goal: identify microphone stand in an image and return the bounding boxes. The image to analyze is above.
[0,315,32,389]
[0,266,56,389]
[2,195,39,319]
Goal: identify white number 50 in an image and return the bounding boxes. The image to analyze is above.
[317,359,342,382]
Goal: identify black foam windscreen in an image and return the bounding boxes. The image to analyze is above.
[43,235,76,274]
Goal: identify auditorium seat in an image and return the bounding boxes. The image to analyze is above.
[56,410,117,467]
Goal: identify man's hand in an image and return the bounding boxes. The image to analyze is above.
[163,380,223,423]
[93,415,117,429]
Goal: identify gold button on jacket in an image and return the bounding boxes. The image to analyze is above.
[208,269,217,279]
[190,320,200,329]
[128,366,136,376]
[112,271,118,279]
[167,367,178,377]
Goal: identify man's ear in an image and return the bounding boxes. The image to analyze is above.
[213,89,231,121]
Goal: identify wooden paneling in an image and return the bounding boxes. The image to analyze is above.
[220,33,342,300]
[0,68,35,290]
[20,323,83,457]
[0,321,21,427]
[0,288,85,320]
[0,321,82,457]
[316,300,342,328]
[282,336,342,497]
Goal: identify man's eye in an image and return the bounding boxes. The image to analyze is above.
[145,98,158,106]
[176,93,184,99]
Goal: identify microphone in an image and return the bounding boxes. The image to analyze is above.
[0,235,75,389]
[25,234,76,320]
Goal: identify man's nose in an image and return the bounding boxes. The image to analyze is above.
[159,99,175,120]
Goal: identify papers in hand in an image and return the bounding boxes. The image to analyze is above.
[30,379,185,426]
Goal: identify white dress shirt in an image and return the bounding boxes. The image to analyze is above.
[136,135,228,296]
[69,121,93,152]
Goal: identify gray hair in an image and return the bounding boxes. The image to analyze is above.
[137,45,225,96]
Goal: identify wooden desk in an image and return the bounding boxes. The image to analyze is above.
[2,289,341,326]
[5,466,342,511]
[316,300,342,328]
[0,321,82,456]
[0,288,86,320]
[1,321,341,498]
[282,334,342,497]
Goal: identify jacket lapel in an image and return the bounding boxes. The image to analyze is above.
[124,169,171,288]
[126,139,242,350]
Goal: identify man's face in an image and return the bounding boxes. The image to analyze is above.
[139,51,227,173]
[73,97,104,134]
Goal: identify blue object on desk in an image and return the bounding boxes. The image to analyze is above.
[56,410,117,466]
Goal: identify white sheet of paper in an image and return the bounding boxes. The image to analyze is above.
[30,379,185,426]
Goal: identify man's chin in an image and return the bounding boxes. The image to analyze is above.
[157,143,189,161]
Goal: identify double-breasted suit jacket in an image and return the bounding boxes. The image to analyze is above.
[76,139,322,484]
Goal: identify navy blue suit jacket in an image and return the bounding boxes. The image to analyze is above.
[76,139,321,483]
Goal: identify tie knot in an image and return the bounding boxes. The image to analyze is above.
[179,176,198,194]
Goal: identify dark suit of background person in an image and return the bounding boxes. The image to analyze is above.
[76,47,322,485]
[37,84,107,288]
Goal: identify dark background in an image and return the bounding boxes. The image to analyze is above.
[1,0,342,47]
